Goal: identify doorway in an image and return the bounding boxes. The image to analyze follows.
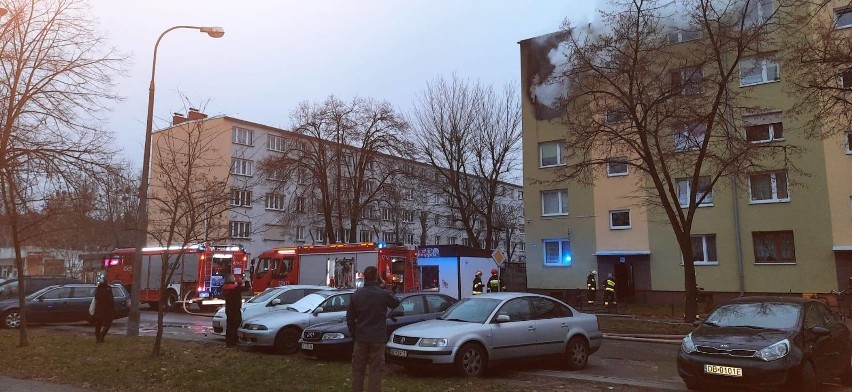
[614,262,634,301]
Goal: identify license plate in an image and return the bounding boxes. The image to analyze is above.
[388,349,407,358]
[704,364,742,377]
[301,343,313,350]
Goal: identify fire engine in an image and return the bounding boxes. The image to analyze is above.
[250,242,419,294]
[104,243,248,311]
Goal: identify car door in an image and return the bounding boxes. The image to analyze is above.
[29,287,72,323]
[387,295,428,334]
[489,297,536,361]
[312,293,351,326]
[69,286,96,322]
[811,302,850,380]
[530,296,574,355]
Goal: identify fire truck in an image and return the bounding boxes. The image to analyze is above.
[251,242,419,294]
[104,243,249,311]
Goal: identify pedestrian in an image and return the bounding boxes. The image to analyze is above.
[222,274,242,348]
[604,273,617,308]
[487,268,503,293]
[472,270,484,295]
[586,270,597,305]
[347,266,400,392]
[245,259,256,292]
[92,280,115,343]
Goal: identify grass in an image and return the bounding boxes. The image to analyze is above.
[0,329,571,392]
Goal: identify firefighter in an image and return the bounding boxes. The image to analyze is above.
[604,273,617,308]
[472,270,484,295]
[586,270,597,305]
[487,268,504,293]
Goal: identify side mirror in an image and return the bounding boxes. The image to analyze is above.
[495,314,510,323]
[269,298,281,306]
[810,326,830,336]
[312,306,324,316]
[389,310,403,319]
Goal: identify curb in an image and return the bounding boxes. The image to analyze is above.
[525,370,688,391]
[603,334,683,345]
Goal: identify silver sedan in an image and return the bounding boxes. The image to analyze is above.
[212,285,329,334]
[385,292,603,376]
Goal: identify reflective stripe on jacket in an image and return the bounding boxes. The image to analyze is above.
[605,278,616,292]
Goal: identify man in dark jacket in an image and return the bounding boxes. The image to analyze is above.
[222,274,242,348]
[347,266,400,392]
[92,281,115,343]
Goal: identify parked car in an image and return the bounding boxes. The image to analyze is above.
[238,289,354,354]
[0,283,130,328]
[677,296,852,391]
[385,292,602,376]
[212,284,329,334]
[300,292,456,359]
[0,276,82,300]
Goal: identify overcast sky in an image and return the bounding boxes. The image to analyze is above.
[89,0,600,167]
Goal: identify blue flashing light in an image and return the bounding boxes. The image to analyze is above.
[377,242,387,249]
[563,254,573,265]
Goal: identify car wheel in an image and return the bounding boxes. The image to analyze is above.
[165,291,178,311]
[274,327,301,355]
[454,342,487,377]
[213,326,223,333]
[564,337,589,370]
[148,301,160,310]
[799,361,816,392]
[2,309,21,329]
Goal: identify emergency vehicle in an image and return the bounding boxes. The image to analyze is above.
[250,242,419,294]
[104,243,248,311]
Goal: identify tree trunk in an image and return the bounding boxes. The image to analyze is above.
[679,235,698,322]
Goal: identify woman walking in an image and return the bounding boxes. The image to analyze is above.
[93,281,115,343]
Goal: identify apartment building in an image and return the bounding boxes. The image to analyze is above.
[520,4,852,304]
[149,110,525,262]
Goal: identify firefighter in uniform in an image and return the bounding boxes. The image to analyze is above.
[604,273,617,308]
[586,270,597,305]
[487,268,503,293]
[472,270,484,295]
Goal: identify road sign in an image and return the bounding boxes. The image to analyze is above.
[491,250,505,265]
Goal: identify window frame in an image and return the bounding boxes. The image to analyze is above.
[836,8,852,29]
[541,189,569,216]
[230,189,252,207]
[264,193,285,211]
[230,221,251,239]
[745,122,784,143]
[739,56,780,87]
[607,157,628,177]
[539,141,566,168]
[542,239,572,266]
[267,134,286,152]
[690,234,718,265]
[839,68,852,89]
[674,122,708,151]
[748,170,790,203]
[671,66,705,95]
[846,132,852,155]
[230,158,253,177]
[232,127,253,146]
[752,230,796,264]
[609,210,632,230]
[676,176,714,208]
[667,29,702,43]
[295,226,305,241]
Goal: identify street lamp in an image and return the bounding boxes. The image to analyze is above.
[128,25,224,336]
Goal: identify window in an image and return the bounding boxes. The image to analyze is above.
[267,168,286,181]
[401,210,413,223]
[359,230,371,243]
[609,210,631,230]
[539,141,566,167]
[671,67,704,95]
[232,127,253,145]
[265,193,285,210]
[315,228,326,243]
[382,207,392,221]
[835,8,852,28]
[229,189,252,207]
[749,170,789,203]
[691,234,718,265]
[753,231,795,264]
[405,233,415,245]
[462,238,470,247]
[543,239,572,266]
[541,190,569,216]
[674,123,707,151]
[739,56,780,86]
[745,122,784,143]
[404,188,414,200]
[517,190,523,200]
[604,108,628,124]
[743,0,773,27]
[607,157,628,176]
[517,241,526,251]
[676,176,714,207]
[434,235,441,245]
[267,134,286,152]
[667,29,701,43]
[315,199,324,215]
[448,236,457,245]
[839,68,852,89]
[293,197,305,213]
[433,214,441,226]
[383,231,396,243]
[230,221,251,239]
[230,158,253,176]
[846,132,852,154]
[295,226,305,241]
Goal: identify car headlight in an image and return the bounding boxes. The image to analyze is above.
[681,333,696,354]
[322,333,345,340]
[243,324,268,331]
[419,338,448,347]
[755,339,789,361]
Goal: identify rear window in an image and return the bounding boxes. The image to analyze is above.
[706,302,801,330]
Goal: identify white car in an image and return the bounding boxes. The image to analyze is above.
[211,285,329,334]
[385,292,603,376]
[238,289,354,354]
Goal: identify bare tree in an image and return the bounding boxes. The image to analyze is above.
[543,0,809,320]
[0,0,125,346]
[259,96,411,244]
[411,75,522,251]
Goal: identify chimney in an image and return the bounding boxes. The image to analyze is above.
[187,108,208,121]
[172,112,187,125]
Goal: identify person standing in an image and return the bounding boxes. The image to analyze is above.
[472,270,484,295]
[487,268,503,293]
[222,274,242,348]
[604,273,617,308]
[92,281,115,343]
[347,266,400,392]
[586,270,597,305]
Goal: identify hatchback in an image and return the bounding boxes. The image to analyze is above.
[677,296,852,391]
[0,283,130,328]
[0,276,82,300]
[385,292,602,376]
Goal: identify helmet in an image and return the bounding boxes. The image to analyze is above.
[591,270,597,275]
[475,270,482,276]
[491,268,498,275]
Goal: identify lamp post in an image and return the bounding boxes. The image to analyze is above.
[128,25,224,336]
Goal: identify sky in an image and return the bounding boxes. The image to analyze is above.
[88,0,601,167]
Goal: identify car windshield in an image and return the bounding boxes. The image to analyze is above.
[705,302,801,330]
[287,292,330,313]
[438,297,501,323]
[247,288,284,304]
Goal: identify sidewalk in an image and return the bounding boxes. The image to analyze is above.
[0,376,89,392]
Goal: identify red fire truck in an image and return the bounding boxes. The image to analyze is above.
[104,243,249,311]
[251,242,419,294]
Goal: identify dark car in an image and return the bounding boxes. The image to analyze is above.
[0,283,130,328]
[0,276,82,300]
[677,296,852,391]
[299,292,457,359]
